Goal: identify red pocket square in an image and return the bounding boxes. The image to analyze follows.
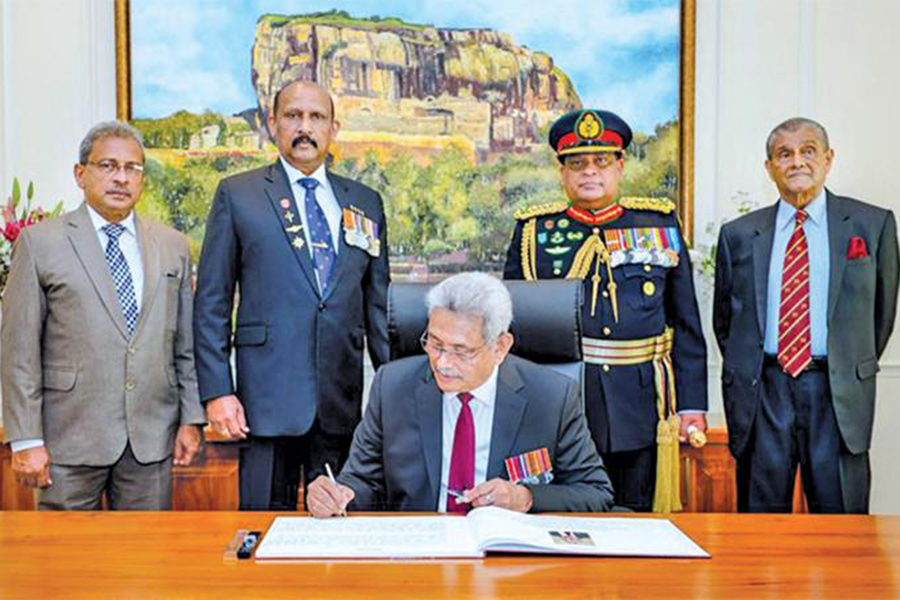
[847,236,869,259]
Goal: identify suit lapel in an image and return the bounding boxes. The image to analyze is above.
[323,171,351,302]
[415,365,444,503]
[65,204,130,339]
[486,360,528,480]
[132,214,160,339]
[752,204,779,340]
[826,191,850,320]
[263,162,319,295]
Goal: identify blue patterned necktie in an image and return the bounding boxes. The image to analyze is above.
[101,223,139,335]
[299,177,336,292]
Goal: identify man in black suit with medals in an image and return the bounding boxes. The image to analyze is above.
[194,81,390,510]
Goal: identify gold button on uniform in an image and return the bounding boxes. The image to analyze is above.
[643,264,652,273]
[602,364,611,372]
[643,281,656,296]
[603,327,611,335]
[602,290,609,298]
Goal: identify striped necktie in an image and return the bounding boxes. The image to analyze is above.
[777,209,811,377]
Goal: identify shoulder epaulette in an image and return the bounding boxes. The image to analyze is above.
[618,196,676,214]
[514,201,569,221]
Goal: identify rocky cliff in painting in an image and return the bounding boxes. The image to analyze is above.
[251,11,581,159]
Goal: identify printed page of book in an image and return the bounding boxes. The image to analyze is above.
[255,515,483,559]
[467,507,710,558]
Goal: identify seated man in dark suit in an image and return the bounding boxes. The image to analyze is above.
[308,272,614,517]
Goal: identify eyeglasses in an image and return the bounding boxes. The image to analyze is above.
[563,154,620,172]
[420,332,489,363]
[86,160,145,178]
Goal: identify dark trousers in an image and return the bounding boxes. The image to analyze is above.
[38,443,173,510]
[737,358,870,514]
[238,420,353,511]
[601,446,656,512]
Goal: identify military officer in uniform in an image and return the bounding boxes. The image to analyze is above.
[504,109,708,512]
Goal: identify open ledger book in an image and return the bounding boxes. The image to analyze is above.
[254,507,709,559]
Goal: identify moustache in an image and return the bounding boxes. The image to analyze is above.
[435,366,461,379]
[106,189,132,197]
[292,134,318,149]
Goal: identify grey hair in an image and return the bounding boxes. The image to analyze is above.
[79,121,146,165]
[766,117,829,159]
[426,272,513,344]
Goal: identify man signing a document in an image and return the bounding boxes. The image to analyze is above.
[307,272,614,517]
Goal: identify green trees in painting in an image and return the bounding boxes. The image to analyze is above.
[133,113,678,268]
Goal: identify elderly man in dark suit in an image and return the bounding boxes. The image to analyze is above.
[713,117,899,513]
[307,272,613,517]
[2,121,204,509]
[193,81,390,510]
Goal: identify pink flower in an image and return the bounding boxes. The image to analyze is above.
[3,219,21,242]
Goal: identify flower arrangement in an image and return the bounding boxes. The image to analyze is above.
[1,178,63,299]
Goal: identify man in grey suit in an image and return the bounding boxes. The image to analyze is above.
[1,121,205,509]
[308,272,613,517]
[713,117,899,513]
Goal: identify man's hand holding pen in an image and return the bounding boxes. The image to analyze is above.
[307,463,354,518]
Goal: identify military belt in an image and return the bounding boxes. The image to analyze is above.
[583,326,681,513]
[582,327,673,365]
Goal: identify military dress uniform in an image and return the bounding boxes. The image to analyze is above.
[504,109,708,511]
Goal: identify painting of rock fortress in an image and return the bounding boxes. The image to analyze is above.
[251,13,581,162]
[132,11,680,273]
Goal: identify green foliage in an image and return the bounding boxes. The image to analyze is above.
[259,10,429,32]
[137,152,270,262]
[133,110,229,149]
[133,109,681,269]
[620,120,679,198]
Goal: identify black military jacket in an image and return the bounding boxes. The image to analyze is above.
[504,198,708,453]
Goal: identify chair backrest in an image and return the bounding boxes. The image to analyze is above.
[387,279,584,398]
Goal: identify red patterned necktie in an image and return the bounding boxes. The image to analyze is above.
[446,392,474,513]
[777,209,812,377]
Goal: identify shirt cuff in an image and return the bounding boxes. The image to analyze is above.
[677,410,706,415]
[10,439,44,453]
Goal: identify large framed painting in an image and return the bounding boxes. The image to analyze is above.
[115,0,695,275]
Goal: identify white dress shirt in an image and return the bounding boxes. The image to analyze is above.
[11,204,145,453]
[437,366,499,512]
[279,157,342,263]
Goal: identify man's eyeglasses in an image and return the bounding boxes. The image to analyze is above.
[86,160,145,178]
[420,332,489,362]
[563,154,620,172]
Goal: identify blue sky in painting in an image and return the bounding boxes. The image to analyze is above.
[132,0,680,133]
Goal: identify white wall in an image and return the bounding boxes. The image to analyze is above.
[0,0,116,209]
[0,0,897,513]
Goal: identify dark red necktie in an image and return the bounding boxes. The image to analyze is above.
[777,209,812,377]
[446,392,474,513]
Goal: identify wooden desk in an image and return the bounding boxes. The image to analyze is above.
[0,512,896,598]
